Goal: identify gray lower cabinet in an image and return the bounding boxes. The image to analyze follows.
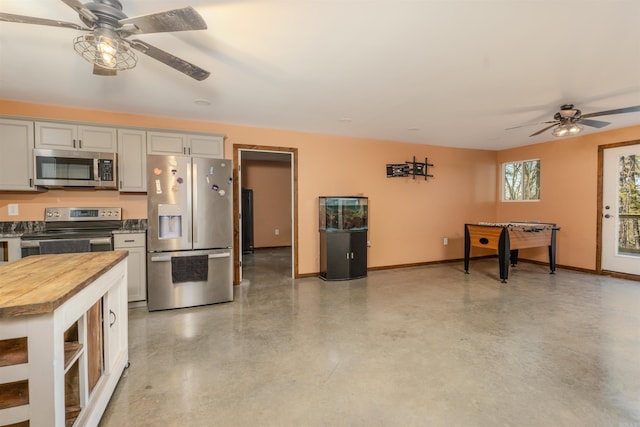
[319,230,367,280]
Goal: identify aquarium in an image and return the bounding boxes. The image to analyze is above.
[319,197,368,231]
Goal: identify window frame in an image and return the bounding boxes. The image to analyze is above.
[501,158,541,202]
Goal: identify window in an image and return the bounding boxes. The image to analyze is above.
[503,159,540,201]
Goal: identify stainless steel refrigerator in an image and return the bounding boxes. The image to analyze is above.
[146,155,233,311]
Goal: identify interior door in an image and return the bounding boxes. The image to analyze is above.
[602,144,640,275]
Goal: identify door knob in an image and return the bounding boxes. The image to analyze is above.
[604,214,611,218]
[605,205,610,210]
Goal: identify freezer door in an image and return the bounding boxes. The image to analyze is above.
[192,157,233,249]
[147,155,192,251]
[147,249,233,311]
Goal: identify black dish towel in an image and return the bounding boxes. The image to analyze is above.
[40,239,91,254]
[171,255,209,284]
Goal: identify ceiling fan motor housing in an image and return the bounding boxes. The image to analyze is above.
[558,104,581,120]
[81,1,127,29]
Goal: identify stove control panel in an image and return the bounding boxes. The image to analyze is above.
[45,207,122,222]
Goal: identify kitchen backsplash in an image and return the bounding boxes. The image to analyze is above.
[0,221,45,235]
[0,219,147,236]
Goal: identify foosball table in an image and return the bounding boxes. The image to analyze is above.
[464,222,560,283]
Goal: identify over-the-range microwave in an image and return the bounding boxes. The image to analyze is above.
[33,148,117,189]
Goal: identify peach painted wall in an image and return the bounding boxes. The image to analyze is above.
[0,100,497,275]
[242,160,292,248]
[496,125,640,271]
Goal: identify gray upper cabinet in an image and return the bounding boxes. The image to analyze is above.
[35,122,117,152]
[0,118,38,191]
[117,129,147,192]
[146,131,186,155]
[147,130,224,158]
[189,134,224,158]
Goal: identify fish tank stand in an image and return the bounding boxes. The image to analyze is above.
[319,196,368,280]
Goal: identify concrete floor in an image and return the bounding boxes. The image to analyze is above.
[100,248,640,426]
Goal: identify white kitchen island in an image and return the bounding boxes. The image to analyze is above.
[0,251,128,427]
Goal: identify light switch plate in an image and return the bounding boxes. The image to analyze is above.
[8,204,19,216]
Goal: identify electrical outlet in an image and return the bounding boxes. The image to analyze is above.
[443,237,449,246]
[8,204,19,216]
[275,228,280,236]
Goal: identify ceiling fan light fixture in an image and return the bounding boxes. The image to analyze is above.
[73,28,137,71]
[568,123,583,134]
[552,122,583,137]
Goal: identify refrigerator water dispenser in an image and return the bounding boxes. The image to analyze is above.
[158,204,183,239]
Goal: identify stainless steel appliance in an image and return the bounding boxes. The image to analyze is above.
[34,148,117,188]
[21,207,121,257]
[146,155,233,311]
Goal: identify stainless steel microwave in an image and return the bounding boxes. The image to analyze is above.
[33,148,117,189]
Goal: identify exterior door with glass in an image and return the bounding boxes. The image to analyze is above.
[602,144,640,275]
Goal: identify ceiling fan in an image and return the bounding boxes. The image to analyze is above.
[508,104,640,137]
[0,0,210,80]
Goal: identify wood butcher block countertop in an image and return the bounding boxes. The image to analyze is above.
[0,251,127,318]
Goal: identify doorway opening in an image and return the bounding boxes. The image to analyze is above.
[233,144,298,285]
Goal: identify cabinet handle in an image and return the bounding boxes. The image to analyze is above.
[124,239,134,243]
[346,253,349,260]
[351,252,354,259]
[109,309,116,327]
[79,140,82,149]
[183,147,187,155]
[73,139,76,148]
[29,178,33,187]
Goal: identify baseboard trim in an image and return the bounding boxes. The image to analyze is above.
[599,270,640,282]
[297,256,640,282]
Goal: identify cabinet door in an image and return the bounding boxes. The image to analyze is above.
[349,231,368,279]
[104,278,128,375]
[114,233,147,302]
[147,131,186,155]
[189,134,224,158]
[118,129,147,192]
[0,119,37,191]
[126,246,147,302]
[325,232,351,280]
[77,126,117,152]
[35,121,77,149]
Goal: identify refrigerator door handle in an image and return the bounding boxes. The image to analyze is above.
[192,161,198,244]
[208,252,231,259]
[151,252,230,262]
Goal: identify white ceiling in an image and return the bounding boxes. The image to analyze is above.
[2,0,640,150]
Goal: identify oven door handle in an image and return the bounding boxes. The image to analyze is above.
[20,237,113,248]
[150,252,231,262]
